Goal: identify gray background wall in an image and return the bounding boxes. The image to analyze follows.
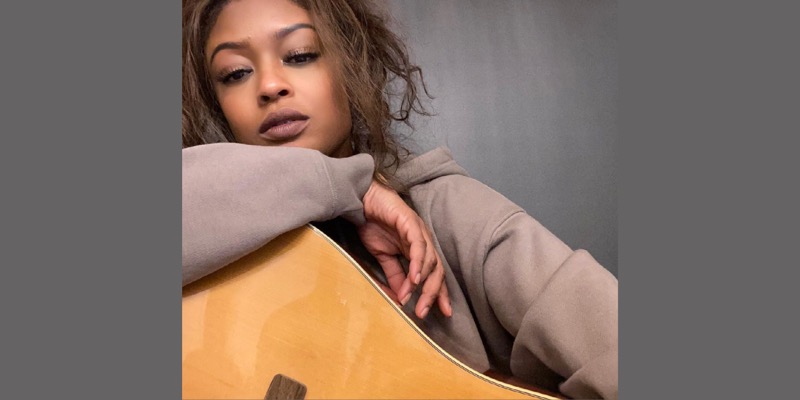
[384,0,618,276]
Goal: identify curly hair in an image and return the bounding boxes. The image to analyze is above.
[182,0,432,188]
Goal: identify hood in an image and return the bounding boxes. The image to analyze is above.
[395,147,469,190]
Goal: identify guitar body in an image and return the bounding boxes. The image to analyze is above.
[182,225,556,399]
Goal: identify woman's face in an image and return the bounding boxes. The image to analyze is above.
[206,0,353,157]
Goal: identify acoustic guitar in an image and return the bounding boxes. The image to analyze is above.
[182,224,560,399]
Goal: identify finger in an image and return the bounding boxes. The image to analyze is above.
[398,225,430,306]
[418,221,438,282]
[374,253,406,299]
[374,278,399,304]
[403,227,426,292]
[436,282,452,317]
[372,244,414,306]
[415,266,445,319]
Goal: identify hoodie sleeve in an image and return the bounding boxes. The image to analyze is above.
[483,212,618,400]
[416,172,618,400]
[182,143,374,286]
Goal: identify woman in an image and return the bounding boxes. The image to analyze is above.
[182,0,618,398]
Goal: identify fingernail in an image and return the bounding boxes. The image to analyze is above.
[420,306,430,319]
[415,273,421,285]
[401,292,412,306]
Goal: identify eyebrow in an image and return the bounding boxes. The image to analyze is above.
[276,23,315,40]
[208,23,316,63]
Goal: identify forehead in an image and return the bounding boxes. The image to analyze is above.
[207,0,312,45]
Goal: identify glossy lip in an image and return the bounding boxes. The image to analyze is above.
[259,108,310,141]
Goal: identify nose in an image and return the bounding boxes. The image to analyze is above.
[257,68,292,105]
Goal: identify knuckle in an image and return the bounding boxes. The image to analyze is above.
[422,282,441,295]
[427,255,438,268]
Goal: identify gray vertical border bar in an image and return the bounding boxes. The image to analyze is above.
[1,0,181,398]
[621,0,800,398]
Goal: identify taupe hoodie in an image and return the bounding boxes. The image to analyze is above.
[182,143,618,399]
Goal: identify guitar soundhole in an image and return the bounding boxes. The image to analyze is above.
[265,374,307,400]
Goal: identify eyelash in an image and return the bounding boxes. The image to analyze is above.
[215,49,320,85]
[283,48,320,65]
[217,67,252,84]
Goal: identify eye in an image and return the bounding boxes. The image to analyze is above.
[283,50,320,65]
[218,67,252,84]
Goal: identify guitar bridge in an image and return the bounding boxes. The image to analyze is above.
[265,374,307,400]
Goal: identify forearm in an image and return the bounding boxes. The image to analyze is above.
[182,143,374,286]
[483,213,618,400]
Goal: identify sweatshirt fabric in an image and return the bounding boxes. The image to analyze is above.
[182,144,373,286]
[182,143,618,399]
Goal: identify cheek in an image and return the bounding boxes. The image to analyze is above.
[311,62,350,118]
[336,89,353,140]
[333,85,351,119]
[323,77,351,131]
[326,86,352,141]
[302,69,352,138]
[216,91,250,136]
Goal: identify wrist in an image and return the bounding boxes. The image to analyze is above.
[363,179,383,219]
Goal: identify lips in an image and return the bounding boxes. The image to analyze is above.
[259,108,310,141]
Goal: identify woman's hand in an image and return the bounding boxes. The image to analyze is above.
[358,180,452,319]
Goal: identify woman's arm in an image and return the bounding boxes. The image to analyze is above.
[182,143,373,286]
[416,173,618,399]
[483,211,618,400]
